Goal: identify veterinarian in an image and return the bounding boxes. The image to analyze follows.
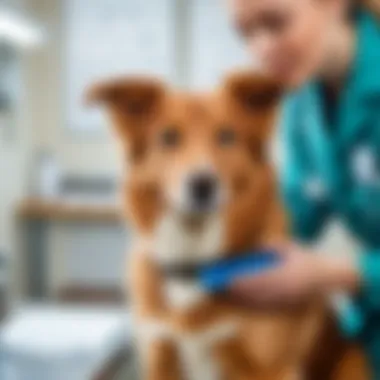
[228,0,380,376]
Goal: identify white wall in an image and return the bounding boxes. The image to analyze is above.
[0,37,34,300]
[27,0,123,177]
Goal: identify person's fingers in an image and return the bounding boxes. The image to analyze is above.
[228,285,274,304]
[228,286,292,309]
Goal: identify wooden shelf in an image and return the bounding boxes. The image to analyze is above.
[58,286,125,304]
[18,199,123,222]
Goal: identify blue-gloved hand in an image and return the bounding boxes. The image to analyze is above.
[199,251,282,293]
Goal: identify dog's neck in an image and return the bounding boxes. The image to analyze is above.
[147,210,225,268]
[133,210,224,311]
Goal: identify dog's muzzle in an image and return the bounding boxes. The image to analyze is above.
[187,172,220,212]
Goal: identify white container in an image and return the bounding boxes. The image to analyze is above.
[0,305,132,380]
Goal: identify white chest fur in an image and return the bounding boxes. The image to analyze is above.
[153,211,224,264]
[164,279,207,310]
[151,211,224,310]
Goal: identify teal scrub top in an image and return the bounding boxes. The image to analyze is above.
[281,11,380,375]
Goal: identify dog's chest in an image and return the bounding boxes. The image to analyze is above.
[178,322,237,380]
[140,319,238,380]
[152,212,224,310]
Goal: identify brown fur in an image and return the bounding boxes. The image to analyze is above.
[87,71,369,380]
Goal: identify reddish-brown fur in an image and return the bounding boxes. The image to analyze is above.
[87,72,369,380]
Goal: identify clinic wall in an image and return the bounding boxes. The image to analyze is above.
[27,0,123,178]
[0,1,35,301]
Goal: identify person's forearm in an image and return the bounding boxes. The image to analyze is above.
[317,255,361,294]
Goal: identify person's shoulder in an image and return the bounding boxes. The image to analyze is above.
[353,11,380,102]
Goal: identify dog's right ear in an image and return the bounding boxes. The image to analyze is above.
[224,71,283,113]
[85,77,166,161]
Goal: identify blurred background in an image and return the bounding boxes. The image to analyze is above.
[0,0,359,379]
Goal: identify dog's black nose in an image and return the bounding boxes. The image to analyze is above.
[189,173,218,207]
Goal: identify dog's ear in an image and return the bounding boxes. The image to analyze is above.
[85,77,166,162]
[224,71,283,112]
[223,71,284,161]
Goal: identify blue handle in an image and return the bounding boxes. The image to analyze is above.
[199,251,281,293]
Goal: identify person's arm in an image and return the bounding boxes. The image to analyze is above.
[279,96,331,242]
[280,98,366,337]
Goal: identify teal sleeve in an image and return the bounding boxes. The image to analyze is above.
[333,251,380,340]
[279,97,331,242]
[359,251,380,310]
[279,98,370,340]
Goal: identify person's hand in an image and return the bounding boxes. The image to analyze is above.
[228,241,359,308]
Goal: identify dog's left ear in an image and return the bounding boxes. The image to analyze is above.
[85,77,164,114]
[85,77,166,162]
[223,71,284,160]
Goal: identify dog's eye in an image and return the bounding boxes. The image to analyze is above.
[217,128,236,147]
[159,127,180,148]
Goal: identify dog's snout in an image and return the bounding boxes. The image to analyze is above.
[189,173,218,207]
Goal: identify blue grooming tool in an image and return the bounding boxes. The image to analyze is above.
[199,250,281,293]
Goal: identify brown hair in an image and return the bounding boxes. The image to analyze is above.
[360,0,380,17]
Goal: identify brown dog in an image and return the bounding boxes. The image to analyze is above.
[87,72,369,380]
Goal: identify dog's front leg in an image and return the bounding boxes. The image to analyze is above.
[213,336,256,380]
[129,251,184,380]
[138,325,183,380]
[147,340,183,380]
